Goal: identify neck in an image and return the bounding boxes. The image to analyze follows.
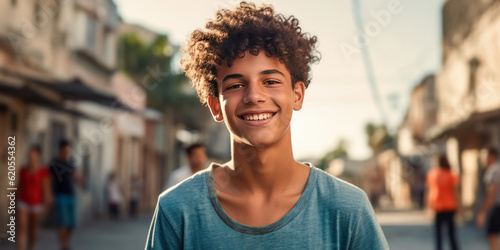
[59,155,67,162]
[28,162,39,170]
[190,165,202,173]
[226,129,299,196]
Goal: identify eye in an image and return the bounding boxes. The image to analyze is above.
[264,80,279,85]
[226,84,243,90]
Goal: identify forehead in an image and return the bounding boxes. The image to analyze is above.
[216,51,291,80]
[189,146,206,153]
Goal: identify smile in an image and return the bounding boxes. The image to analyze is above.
[239,112,277,121]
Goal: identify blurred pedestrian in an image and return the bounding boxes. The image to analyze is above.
[129,175,142,218]
[365,165,384,211]
[49,139,82,250]
[476,148,500,250]
[426,154,461,250]
[414,173,426,209]
[17,145,53,250]
[163,143,207,190]
[105,172,123,220]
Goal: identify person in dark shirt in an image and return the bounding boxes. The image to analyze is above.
[49,139,82,250]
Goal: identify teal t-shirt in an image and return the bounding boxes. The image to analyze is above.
[145,163,389,249]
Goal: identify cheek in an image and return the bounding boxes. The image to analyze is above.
[276,91,295,113]
[220,100,231,119]
[220,95,239,118]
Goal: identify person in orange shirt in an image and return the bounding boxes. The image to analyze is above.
[426,154,461,250]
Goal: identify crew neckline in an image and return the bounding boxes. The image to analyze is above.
[206,162,317,235]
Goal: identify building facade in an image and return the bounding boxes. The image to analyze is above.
[0,0,165,229]
[397,0,500,218]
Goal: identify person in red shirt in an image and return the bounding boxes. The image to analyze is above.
[426,154,462,250]
[17,145,53,250]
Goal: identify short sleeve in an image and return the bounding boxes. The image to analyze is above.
[349,194,390,250]
[145,199,181,250]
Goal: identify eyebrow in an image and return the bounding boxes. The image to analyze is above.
[222,74,244,83]
[260,69,285,77]
[221,69,285,83]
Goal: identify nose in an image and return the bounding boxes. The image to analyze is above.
[243,80,266,104]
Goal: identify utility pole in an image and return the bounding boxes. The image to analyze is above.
[350,0,389,127]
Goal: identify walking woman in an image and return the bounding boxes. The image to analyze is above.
[17,145,53,250]
[426,154,461,250]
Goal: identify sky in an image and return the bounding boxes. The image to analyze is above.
[114,0,444,160]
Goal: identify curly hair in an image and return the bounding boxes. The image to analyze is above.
[180,1,320,105]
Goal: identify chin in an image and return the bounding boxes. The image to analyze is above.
[245,140,275,149]
[241,133,281,149]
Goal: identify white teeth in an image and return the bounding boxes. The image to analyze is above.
[243,113,273,121]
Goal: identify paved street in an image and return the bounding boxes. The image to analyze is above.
[378,210,490,250]
[0,214,154,250]
[0,210,493,249]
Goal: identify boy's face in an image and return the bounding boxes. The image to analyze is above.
[208,50,305,148]
[188,146,207,169]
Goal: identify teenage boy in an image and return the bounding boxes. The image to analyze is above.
[145,2,389,249]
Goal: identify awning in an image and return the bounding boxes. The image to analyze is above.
[0,69,131,111]
[0,76,94,119]
[424,108,500,142]
[35,78,130,111]
[0,72,60,105]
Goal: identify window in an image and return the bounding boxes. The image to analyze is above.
[82,153,90,190]
[426,79,435,102]
[103,28,115,66]
[468,58,480,93]
[50,121,66,159]
[85,15,97,52]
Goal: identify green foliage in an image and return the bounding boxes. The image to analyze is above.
[117,33,197,110]
[365,123,394,154]
[317,139,348,170]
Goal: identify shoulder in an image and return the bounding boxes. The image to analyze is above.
[310,165,388,248]
[486,163,500,178]
[311,165,370,210]
[494,162,500,172]
[492,163,500,179]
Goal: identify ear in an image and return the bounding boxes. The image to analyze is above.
[292,81,305,111]
[208,96,224,122]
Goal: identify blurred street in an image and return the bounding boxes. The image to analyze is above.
[0,0,500,249]
[0,214,154,250]
[379,210,489,250]
[0,209,492,250]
